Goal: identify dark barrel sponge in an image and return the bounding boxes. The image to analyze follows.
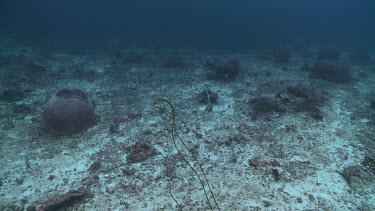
[310,61,351,84]
[43,88,96,135]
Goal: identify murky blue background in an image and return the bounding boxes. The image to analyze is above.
[1,0,374,52]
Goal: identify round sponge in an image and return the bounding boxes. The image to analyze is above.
[43,88,96,135]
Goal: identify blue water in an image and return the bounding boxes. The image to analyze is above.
[1,0,374,52]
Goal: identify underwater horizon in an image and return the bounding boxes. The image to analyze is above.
[0,1,375,210]
[1,0,375,52]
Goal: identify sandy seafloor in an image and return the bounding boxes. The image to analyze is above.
[0,37,375,211]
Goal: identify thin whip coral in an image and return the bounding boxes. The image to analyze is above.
[153,99,220,211]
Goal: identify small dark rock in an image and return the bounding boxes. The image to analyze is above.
[286,86,310,99]
[297,197,303,203]
[127,142,156,163]
[265,71,272,77]
[143,129,153,135]
[263,201,272,207]
[195,133,203,139]
[12,104,31,115]
[37,188,89,211]
[121,166,136,176]
[109,123,120,134]
[15,177,24,185]
[271,169,281,181]
[341,165,375,190]
[26,205,37,211]
[25,62,48,76]
[362,156,375,174]
[249,156,266,169]
[309,110,324,121]
[126,113,142,120]
[252,94,280,113]
[0,89,26,102]
[256,85,328,120]
[88,161,102,171]
[72,68,96,80]
[205,59,240,81]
